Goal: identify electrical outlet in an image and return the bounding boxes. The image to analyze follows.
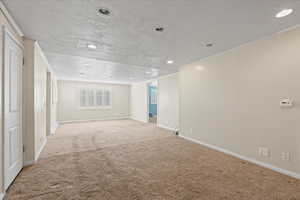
[258,147,270,157]
[281,152,291,161]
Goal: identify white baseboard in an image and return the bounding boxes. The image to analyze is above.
[34,138,47,161]
[0,192,5,200]
[59,116,130,124]
[51,122,59,135]
[179,135,300,180]
[23,159,36,167]
[157,124,176,132]
[130,117,148,123]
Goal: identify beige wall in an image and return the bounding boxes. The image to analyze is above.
[23,39,49,163]
[23,38,35,164]
[58,80,130,122]
[51,77,58,133]
[46,72,58,135]
[179,27,300,175]
[157,74,179,130]
[0,7,24,194]
[33,43,48,159]
[130,82,148,123]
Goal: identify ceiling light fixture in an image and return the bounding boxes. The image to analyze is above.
[195,66,205,71]
[276,9,293,18]
[87,44,97,49]
[146,71,151,74]
[99,8,111,16]
[167,60,174,64]
[206,43,213,47]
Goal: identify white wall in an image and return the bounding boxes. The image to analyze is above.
[57,80,130,122]
[130,82,148,123]
[157,74,179,130]
[179,27,300,175]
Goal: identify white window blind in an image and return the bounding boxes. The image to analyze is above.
[79,88,112,108]
[96,90,103,107]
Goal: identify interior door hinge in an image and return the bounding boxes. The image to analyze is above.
[23,146,25,153]
[23,57,25,66]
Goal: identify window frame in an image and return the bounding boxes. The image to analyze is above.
[78,87,112,110]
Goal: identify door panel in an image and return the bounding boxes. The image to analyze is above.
[4,30,23,190]
[9,49,19,112]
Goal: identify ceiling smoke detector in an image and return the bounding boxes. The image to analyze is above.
[99,8,111,16]
[155,27,164,32]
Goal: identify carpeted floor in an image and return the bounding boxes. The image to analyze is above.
[5,119,300,200]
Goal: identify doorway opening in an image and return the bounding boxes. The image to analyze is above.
[148,81,157,123]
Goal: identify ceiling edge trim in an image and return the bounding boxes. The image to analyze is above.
[131,72,178,85]
[58,77,131,85]
[0,2,24,37]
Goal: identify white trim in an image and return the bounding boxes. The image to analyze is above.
[179,135,300,180]
[0,2,24,36]
[130,72,180,85]
[0,192,5,200]
[157,124,176,132]
[34,139,47,161]
[23,160,35,167]
[3,26,23,49]
[58,77,130,85]
[59,116,130,124]
[51,122,59,135]
[130,117,148,123]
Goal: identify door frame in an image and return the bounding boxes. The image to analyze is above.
[2,26,24,191]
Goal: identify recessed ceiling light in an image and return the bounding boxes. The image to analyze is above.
[155,27,164,32]
[87,44,97,49]
[146,71,151,74]
[276,9,293,18]
[99,8,111,16]
[167,60,174,64]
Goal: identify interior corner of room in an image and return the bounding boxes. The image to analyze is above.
[0,0,300,199]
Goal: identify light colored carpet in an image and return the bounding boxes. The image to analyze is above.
[5,119,300,200]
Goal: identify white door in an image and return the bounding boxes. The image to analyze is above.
[3,30,23,190]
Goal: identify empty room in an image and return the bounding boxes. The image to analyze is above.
[0,0,300,199]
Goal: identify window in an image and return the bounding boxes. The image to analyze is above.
[79,88,112,109]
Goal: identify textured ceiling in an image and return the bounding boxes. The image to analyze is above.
[3,0,300,83]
